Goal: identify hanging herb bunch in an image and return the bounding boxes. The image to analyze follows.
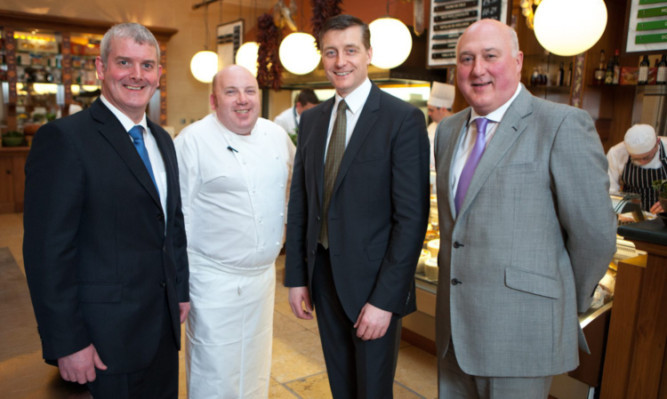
[311,0,343,48]
[257,13,282,90]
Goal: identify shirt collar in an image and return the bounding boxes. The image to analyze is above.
[335,78,372,115]
[469,83,522,125]
[100,95,148,133]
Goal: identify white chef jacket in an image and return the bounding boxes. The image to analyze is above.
[274,106,298,136]
[606,136,667,193]
[175,113,295,272]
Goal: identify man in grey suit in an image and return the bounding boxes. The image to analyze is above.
[434,19,616,398]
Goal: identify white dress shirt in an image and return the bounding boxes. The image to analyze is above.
[175,113,295,272]
[100,95,167,216]
[323,78,373,160]
[450,84,523,202]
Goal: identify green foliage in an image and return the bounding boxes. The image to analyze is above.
[652,179,667,198]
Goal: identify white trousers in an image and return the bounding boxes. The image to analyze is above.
[186,260,275,399]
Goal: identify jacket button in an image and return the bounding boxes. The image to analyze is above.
[160,281,167,288]
[453,241,464,248]
[157,213,164,221]
[451,278,462,286]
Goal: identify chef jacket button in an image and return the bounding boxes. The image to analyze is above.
[280,212,284,216]
[453,241,464,248]
[451,278,462,286]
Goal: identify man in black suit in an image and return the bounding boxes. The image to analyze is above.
[285,14,429,399]
[23,23,189,399]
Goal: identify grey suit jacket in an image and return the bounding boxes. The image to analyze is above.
[434,87,616,377]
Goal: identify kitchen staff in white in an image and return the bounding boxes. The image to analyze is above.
[427,81,455,170]
[175,65,295,399]
[607,123,667,214]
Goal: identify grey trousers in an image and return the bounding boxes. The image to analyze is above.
[438,341,553,399]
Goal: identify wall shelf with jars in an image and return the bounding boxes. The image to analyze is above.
[0,10,177,138]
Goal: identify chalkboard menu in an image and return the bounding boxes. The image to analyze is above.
[428,0,509,67]
[626,0,667,53]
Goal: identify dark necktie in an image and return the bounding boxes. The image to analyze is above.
[454,117,489,212]
[320,100,348,248]
[128,125,159,196]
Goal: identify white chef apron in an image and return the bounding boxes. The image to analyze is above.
[186,252,275,399]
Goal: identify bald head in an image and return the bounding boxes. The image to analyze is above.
[210,65,260,135]
[455,18,523,115]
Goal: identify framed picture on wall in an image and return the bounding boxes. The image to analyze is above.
[217,19,244,69]
[428,0,511,67]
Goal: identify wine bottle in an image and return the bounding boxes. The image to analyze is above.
[657,54,667,85]
[604,56,614,84]
[557,62,565,86]
[594,50,605,85]
[638,55,650,85]
[612,49,620,85]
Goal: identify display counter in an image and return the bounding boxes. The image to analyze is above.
[600,219,667,399]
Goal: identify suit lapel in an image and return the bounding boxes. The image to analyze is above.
[90,100,162,208]
[332,84,381,194]
[148,120,172,214]
[442,112,471,219]
[457,89,533,215]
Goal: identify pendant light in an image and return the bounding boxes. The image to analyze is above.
[533,0,607,56]
[190,1,219,83]
[369,17,412,69]
[278,1,320,75]
[236,41,259,76]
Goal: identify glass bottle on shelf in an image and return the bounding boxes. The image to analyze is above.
[638,54,650,85]
[612,49,620,85]
[557,62,565,86]
[657,54,666,85]
[594,49,605,85]
[604,55,614,85]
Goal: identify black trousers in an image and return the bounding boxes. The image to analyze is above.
[87,300,178,399]
[312,245,401,399]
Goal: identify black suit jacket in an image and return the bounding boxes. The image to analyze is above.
[23,99,189,373]
[285,83,429,321]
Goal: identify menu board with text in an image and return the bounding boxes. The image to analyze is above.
[428,0,509,67]
[626,0,667,53]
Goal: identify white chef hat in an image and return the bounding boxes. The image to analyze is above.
[428,82,455,109]
[624,124,657,155]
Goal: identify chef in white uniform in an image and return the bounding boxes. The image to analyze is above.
[175,65,295,399]
[607,124,667,214]
[426,81,455,170]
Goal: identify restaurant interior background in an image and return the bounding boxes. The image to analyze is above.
[1,1,666,398]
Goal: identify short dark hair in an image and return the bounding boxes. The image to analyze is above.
[318,14,371,51]
[296,89,319,106]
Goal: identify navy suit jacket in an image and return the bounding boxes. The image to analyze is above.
[285,83,429,321]
[23,99,189,373]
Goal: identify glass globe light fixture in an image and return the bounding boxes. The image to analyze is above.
[235,41,259,77]
[533,0,607,56]
[369,17,412,69]
[279,32,320,75]
[190,50,218,83]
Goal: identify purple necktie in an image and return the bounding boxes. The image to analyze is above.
[454,117,489,212]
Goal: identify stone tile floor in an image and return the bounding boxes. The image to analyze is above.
[0,212,438,398]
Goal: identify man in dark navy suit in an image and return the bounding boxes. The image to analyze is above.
[285,14,429,399]
[23,22,189,399]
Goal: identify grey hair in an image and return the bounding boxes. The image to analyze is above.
[100,23,160,65]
